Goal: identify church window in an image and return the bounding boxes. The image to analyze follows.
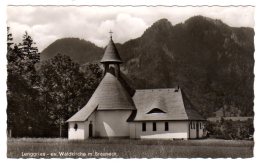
[153,122,157,131]
[142,122,146,132]
[74,123,78,131]
[165,122,169,131]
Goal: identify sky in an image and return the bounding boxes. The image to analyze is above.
[7,6,255,51]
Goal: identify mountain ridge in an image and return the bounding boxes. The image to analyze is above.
[40,16,254,117]
[41,37,103,64]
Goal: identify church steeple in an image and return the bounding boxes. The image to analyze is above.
[109,30,113,39]
[101,31,122,64]
[101,31,122,78]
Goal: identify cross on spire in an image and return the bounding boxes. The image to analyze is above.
[109,30,113,39]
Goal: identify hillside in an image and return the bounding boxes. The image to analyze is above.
[40,16,254,117]
[41,38,103,64]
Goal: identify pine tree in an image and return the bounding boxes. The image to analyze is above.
[7,30,42,137]
[7,27,13,50]
[18,31,40,85]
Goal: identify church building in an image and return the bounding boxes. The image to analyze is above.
[66,33,206,140]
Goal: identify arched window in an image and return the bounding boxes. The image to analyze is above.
[74,123,78,131]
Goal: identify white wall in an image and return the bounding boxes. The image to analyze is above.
[68,112,96,140]
[68,121,85,140]
[68,113,206,140]
[199,122,205,138]
[130,121,189,139]
[68,110,132,139]
[189,121,205,139]
[94,110,132,137]
[129,123,136,138]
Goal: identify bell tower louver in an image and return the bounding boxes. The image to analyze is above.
[100,31,122,78]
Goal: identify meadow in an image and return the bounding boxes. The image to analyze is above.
[7,138,254,158]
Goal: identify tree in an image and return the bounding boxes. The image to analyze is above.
[7,27,13,50]
[7,30,42,137]
[239,118,254,139]
[18,31,40,85]
[39,54,102,137]
[80,62,103,88]
[7,30,103,137]
[7,31,40,83]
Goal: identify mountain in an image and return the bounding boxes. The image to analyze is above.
[41,16,254,117]
[41,38,103,64]
[117,16,254,117]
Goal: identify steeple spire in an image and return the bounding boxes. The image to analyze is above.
[101,31,122,64]
[109,30,113,39]
[101,31,123,78]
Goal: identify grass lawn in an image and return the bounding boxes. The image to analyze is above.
[7,138,254,158]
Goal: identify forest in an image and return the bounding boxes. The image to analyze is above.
[7,27,102,137]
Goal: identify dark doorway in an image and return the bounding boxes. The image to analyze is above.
[89,123,93,138]
[196,122,199,139]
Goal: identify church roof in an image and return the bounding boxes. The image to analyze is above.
[148,97,168,113]
[67,72,136,122]
[131,88,205,121]
[100,38,123,63]
[118,71,136,97]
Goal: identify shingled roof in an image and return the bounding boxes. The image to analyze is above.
[67,72,136,122]
[131,88,205,121]
[100,38,122,63]
[67,35,204,123]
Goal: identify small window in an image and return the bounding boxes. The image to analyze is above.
[74,123,78,131]
[190,122,192,129]
[142,122,146,132]
[153,122,156,131]
[165,122,169,131]
[193,122,195,129]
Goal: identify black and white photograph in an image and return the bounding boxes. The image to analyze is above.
[4,2,256,159]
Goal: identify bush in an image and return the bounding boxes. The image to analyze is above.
[205,119,254,140]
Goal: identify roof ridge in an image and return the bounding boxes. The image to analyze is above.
[178,89,190,120]
[181,89,205,120]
